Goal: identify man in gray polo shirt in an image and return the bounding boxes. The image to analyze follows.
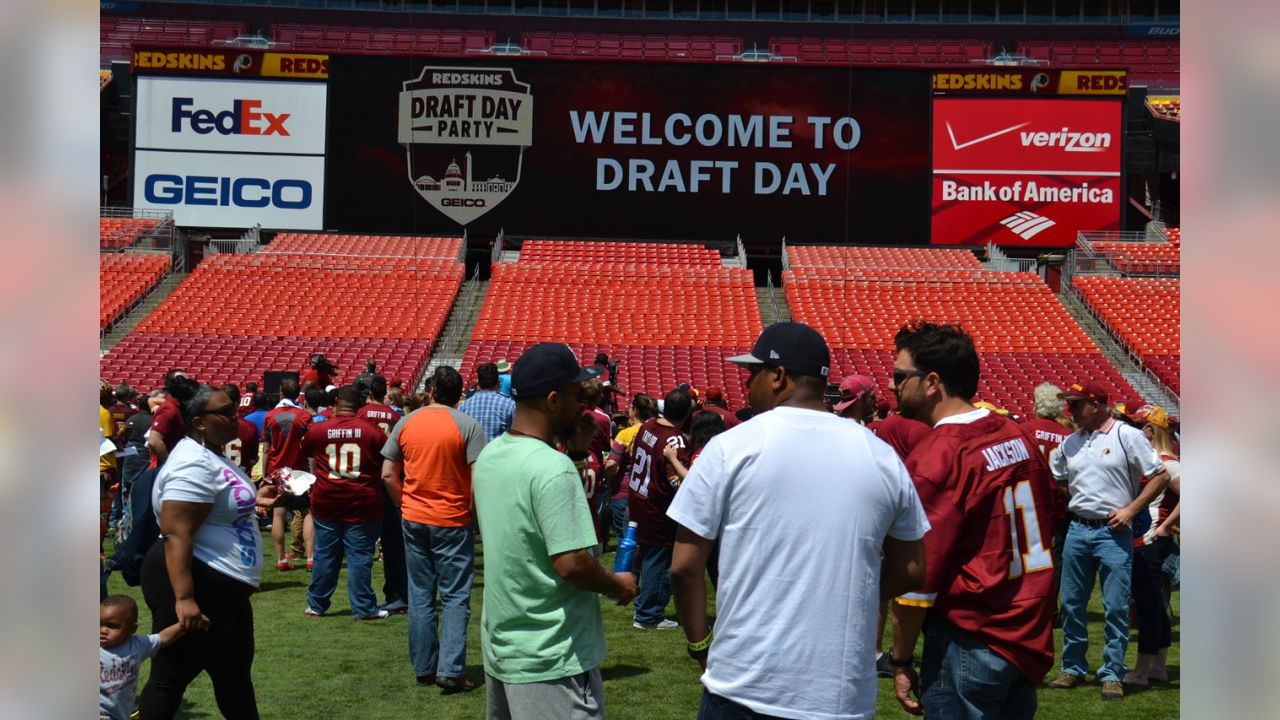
[1046,381,1169,700]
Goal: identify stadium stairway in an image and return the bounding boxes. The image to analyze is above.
[100,270,187,353]
[1058,290,1180,415]
[756,285,792,325]
[419,278,489,390]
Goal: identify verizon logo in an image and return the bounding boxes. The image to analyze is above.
[1000,211,1056,240]
[1019,128,1112,153]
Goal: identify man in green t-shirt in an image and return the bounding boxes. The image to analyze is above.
[473,343,638,720]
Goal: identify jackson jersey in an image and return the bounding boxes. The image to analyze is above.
[899,410,1056,682]
[626,419,690,547]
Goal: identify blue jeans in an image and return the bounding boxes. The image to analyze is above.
[607,498,629,551]
[633,544,673,626]
[402,520,474,678]
[380,487,407,604]
[307,517,380,617]
[697,691,788,719]
[920,616,1037,720]
[1059,520,1133,681]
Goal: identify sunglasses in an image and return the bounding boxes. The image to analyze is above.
[891,368,930,386]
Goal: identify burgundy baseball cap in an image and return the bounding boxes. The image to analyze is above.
[1058,381,1109,405]
[704,386,724,402]
[833,375,876,413]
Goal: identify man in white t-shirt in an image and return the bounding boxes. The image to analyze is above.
[667,322,930,720]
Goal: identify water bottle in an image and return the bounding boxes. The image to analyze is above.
[613,521,639,573]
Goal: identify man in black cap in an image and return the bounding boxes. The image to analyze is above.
[472,343,637,720]
[667,322,929,719]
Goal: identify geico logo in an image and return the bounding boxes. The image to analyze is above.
[1075,74,1127,91]
[134,51,226,71]
[278,57,329,75]
[1019,128,1112,153]
[441,198,487,207]
[171,98,291,136]
[144,175,312,209]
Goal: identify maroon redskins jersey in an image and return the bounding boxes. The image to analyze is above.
[901,411,1056,682]
[589,409,611,460]
[1023,417,1070,521]
[869,413,932,463]
[697,404,741,430]
[356,402,401,436]
[149,395,186,468]
[107,402,136,446]
[263,404,312,475]
[571,450,606,544]
[226,418,260,476]
[626,418,690,547]
[301,414,387,524]
[237,393,255,417]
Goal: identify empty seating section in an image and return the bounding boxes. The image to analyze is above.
[460,240,761,409]
[100,254,170,330]
[100,234,464,390]
[1019,41,1179,83]
[1147,96,1181,122]
[1165,227,1180,245]
[100,17,245,61]
[101,218,158,250]
[1072,277,1180,395]
[522,32,741,61]
[272,24,492,56]
[769,38,990,65]
[1091,241,1180,275]
[784,245,1136,414]
[263,233,462,259]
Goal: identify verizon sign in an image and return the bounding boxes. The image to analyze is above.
[931,98,1122,247]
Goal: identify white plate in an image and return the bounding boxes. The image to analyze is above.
[283,469,316,496]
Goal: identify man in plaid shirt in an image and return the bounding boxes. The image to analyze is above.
[459,363,516,441]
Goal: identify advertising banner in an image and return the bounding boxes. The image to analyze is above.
[133,150,326,229]
[931,69,1128,97]
[136,77,328,154]
[132,48,330,80]
[931,98,1121,247]
[324,58,932,246]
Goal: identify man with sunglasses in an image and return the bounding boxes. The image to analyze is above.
[887,322,1057,719]
[668,322,929,720]
[1045,381,1169,700]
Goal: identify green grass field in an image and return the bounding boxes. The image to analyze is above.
[104,532,1179,719]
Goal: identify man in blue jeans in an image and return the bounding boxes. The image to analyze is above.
[300,386,390,620]
[625,388,692,630]
[381,366,487,694]
[1048,381,1169,700]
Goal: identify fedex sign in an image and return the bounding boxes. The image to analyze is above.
[171,98,291,136]
[136,77,325,154]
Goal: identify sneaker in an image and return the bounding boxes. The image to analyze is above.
[1047,672,1084,690]
[1101,680,1124,700]
[415,674,436,687]
[379,599,409,614]
[632,618,679,630]
[355,609,391,621]
[436,675,479,694]
[276,561,294,572]
[303,607,323,618]
[875,652,893,679]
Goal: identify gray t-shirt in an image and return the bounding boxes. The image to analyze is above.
[100,634,161,720]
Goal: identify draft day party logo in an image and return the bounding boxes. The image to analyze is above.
[398,66,533,226]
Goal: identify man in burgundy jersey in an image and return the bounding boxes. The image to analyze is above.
[889,322,1056,720]
[300,385,390,619]
[221,384,260,478]
[695,386,740,430]
[146,369,191,468]
[562,410,607,548]
[301,353,338,388]
[264,377,314,571]
[355,375,409,613]
[107,383,139,447]
[1024,382,1073,622]
[626,387,693,630]
[237,381,258,417]
[580,379,613,461]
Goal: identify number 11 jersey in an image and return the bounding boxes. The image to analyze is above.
[900,408,1057,683]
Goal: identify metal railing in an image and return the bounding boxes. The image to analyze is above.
[765,269,780,322]
[491,229,506,264]
[985,242,1038,273]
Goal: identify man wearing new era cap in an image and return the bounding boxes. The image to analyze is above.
[1046,381,1169,700]
[667,323,929,719]
[472,343,637,720]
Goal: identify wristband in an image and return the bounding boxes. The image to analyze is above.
[687,632,713,653]
[889,656,914,669]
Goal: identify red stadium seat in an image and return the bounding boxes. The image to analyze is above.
[1072,276,1180,395]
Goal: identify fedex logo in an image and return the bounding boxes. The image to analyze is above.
[171,98,291,136]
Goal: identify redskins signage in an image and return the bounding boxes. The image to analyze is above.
[327,57,932,245]
[932,69,1127,96]
[133,47,330,79]
[398,67,533,226]
[931,98,1122,247]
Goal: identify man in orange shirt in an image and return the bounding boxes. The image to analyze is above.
[381,366,487,694]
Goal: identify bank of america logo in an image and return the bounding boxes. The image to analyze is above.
[1000,211,1056,240]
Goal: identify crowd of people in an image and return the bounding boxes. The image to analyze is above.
[98,323,1180,720]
